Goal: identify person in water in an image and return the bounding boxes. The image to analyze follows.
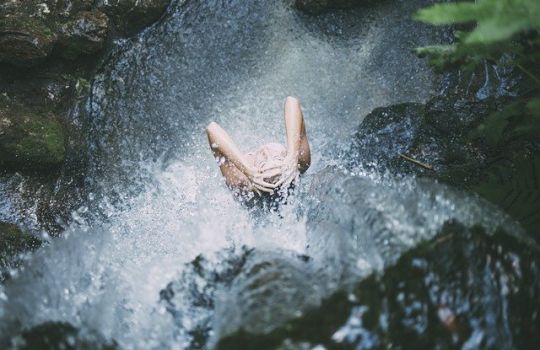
[207,96,311,197]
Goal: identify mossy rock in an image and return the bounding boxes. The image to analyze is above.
[0,16,57,66]
[0,222,41,265]
[0,111,66,171]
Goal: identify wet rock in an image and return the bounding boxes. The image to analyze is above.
[160,247,251,349]
[14,321,117,350]
[0,221,41,268]
[0,16,57,67]
[0,107,65,171]
[96,0,170,36]
[216,222,540,349]
[0,0,171,233]
[57,10,110,59]
[0,0,168,66]
[295,0,365,15]
[346,95,540,237]
[347,95,507,184]
[160,248,321,349]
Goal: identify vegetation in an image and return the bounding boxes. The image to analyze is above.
[414,0,540,143]
[415,0,540,235]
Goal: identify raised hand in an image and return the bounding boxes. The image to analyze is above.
[248,169,278,195]
[274,155,299,190]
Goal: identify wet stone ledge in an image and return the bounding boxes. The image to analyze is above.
[216,221,540,350]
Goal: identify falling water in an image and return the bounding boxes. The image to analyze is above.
[0,1,523,349]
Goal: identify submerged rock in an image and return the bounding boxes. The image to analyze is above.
[216,222,540,349]
[160,248,321,349]
[160,247,251,348]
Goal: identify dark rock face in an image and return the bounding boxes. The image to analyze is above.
[0,0,169,66]
[347,96,508,184]
[14,321,117,350]
[346,95,540,237]
[295,0,365,14]
[97,0,171,36]
[0,221,41,283]
[57,10,110,59]
[216,222,540,350]
[0,108,65,170]
[0,16,56,66]
[0,0,171,233]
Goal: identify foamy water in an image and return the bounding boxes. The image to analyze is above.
[0,1,518,348]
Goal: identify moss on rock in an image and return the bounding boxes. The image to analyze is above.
[0,110,66,170]
[0,222,41,266]
[0,16,57,66]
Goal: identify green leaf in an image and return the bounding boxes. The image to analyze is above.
[415,2,483,25]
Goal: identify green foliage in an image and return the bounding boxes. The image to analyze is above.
[415,0,540,235]
[416,0,540,44]
[415,0,540,72]
[415,0,540,145]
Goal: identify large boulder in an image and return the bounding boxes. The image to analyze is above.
[347,96,508,183]
[0,16,57,66]
[160,248,321,349]
[216,222,540,349]
[346,95,540,238]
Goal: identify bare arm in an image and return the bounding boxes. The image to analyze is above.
[284,96,311,173]
[206,122,276,193]
[274,97,311,188]
[207,122,254,178]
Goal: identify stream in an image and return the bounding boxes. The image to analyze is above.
[0,1,530,349]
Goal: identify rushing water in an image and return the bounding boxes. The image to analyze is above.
[0,0,525,349]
